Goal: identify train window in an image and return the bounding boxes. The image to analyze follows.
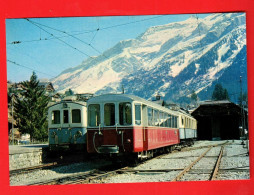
[135,105,141,125]
[119,103,132,125]
[159,112,164,127]
[148,108,153,126]
[88,104,100,127]
[165,114,169,127]
[104,103,115,126]
[63,110,69,123]
[164,113,168,127]
[72,109,81,123]
[52,110,60,124]
[172,116,175,128]
[154,110,159,126]
[182,117,184,125]
[175,117,178,128]
[167,114,171,128]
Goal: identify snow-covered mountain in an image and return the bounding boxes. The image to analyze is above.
[52,13,247,103]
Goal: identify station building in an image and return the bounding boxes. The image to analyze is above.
[191,100,248,140]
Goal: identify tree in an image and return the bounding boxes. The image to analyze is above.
[65,88,74,96]
[212,83,230,101]
[14,72,49,141]
[223,88,230,100]
[190,90,198,102]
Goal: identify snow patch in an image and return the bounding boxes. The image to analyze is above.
[195,63,200,74]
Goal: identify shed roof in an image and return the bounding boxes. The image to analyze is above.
[192,100,245,117]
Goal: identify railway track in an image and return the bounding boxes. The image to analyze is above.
[103,141,247,183]
[27,164,129,185]
[171,143,227,181]
[18,141,246,185]
[10,157,87,177]
[10,151,88,177]
[10,162,59,176]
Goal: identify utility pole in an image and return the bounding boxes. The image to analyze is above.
[240,76,248,154]
[11,94,14,145]
[122,85,124,94]
[240,76,243,138]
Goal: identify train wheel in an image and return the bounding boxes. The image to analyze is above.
[166,146,172,153]
[129,154,139,166]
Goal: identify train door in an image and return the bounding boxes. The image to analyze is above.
[141,104,148,151]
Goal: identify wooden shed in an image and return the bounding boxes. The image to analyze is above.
[191,100,248,140]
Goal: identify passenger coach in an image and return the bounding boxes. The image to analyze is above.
[87,94,197,159]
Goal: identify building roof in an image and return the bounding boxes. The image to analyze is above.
[192,100,246,117]
[199,100,232,105]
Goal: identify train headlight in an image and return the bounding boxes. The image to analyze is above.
[76,130,82,137]
[126,139,131,143]
[51,131,56,138]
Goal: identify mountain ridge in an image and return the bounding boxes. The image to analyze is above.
[52,13,247,104]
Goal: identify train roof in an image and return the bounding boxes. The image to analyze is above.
[47,100,87,109]
[88,94,193,117]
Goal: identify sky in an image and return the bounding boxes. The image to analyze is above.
[6,13,210,82]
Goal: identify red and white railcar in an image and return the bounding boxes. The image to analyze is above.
[87,94,197,159]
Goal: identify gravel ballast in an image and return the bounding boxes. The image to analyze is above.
[105,140,249,183]
[9,140,250,185]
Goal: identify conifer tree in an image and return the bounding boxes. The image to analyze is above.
[14,72,49,141]
[212,83,230,101]
[191,90,198,102]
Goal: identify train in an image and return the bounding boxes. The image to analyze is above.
[86,94,197,159]
[48,94,92,151]
[48,93,197,159]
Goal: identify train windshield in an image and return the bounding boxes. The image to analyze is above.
[88,104,100,127]
[63,110,69,123]
[52,110,60,124]
[104,103,115,126]
[119,102,132,125]
[148,108,153,126]
[135,105,141,125]
[72,109,81,123]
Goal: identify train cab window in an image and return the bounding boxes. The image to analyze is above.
[154,110,159,126]
[175,117,178,128]
[72,109,81,123]
[88,104,100,127]
[159,112,164,127]
[182,117,184,125]
[165,114,169,127]
[172,116,175,128]
[167,114,172,128]
[119,103,132,125]
[104,103,115,126]
[135,105,141,125]
[52,110,60,124]
[148,108,153,126]
[63,110,69,123]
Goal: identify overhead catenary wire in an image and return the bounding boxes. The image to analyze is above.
[25,19,91,58]
[8,15,165,45]
[7,59,56,78]
[7,45,58,75]
[25,19,109,59]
